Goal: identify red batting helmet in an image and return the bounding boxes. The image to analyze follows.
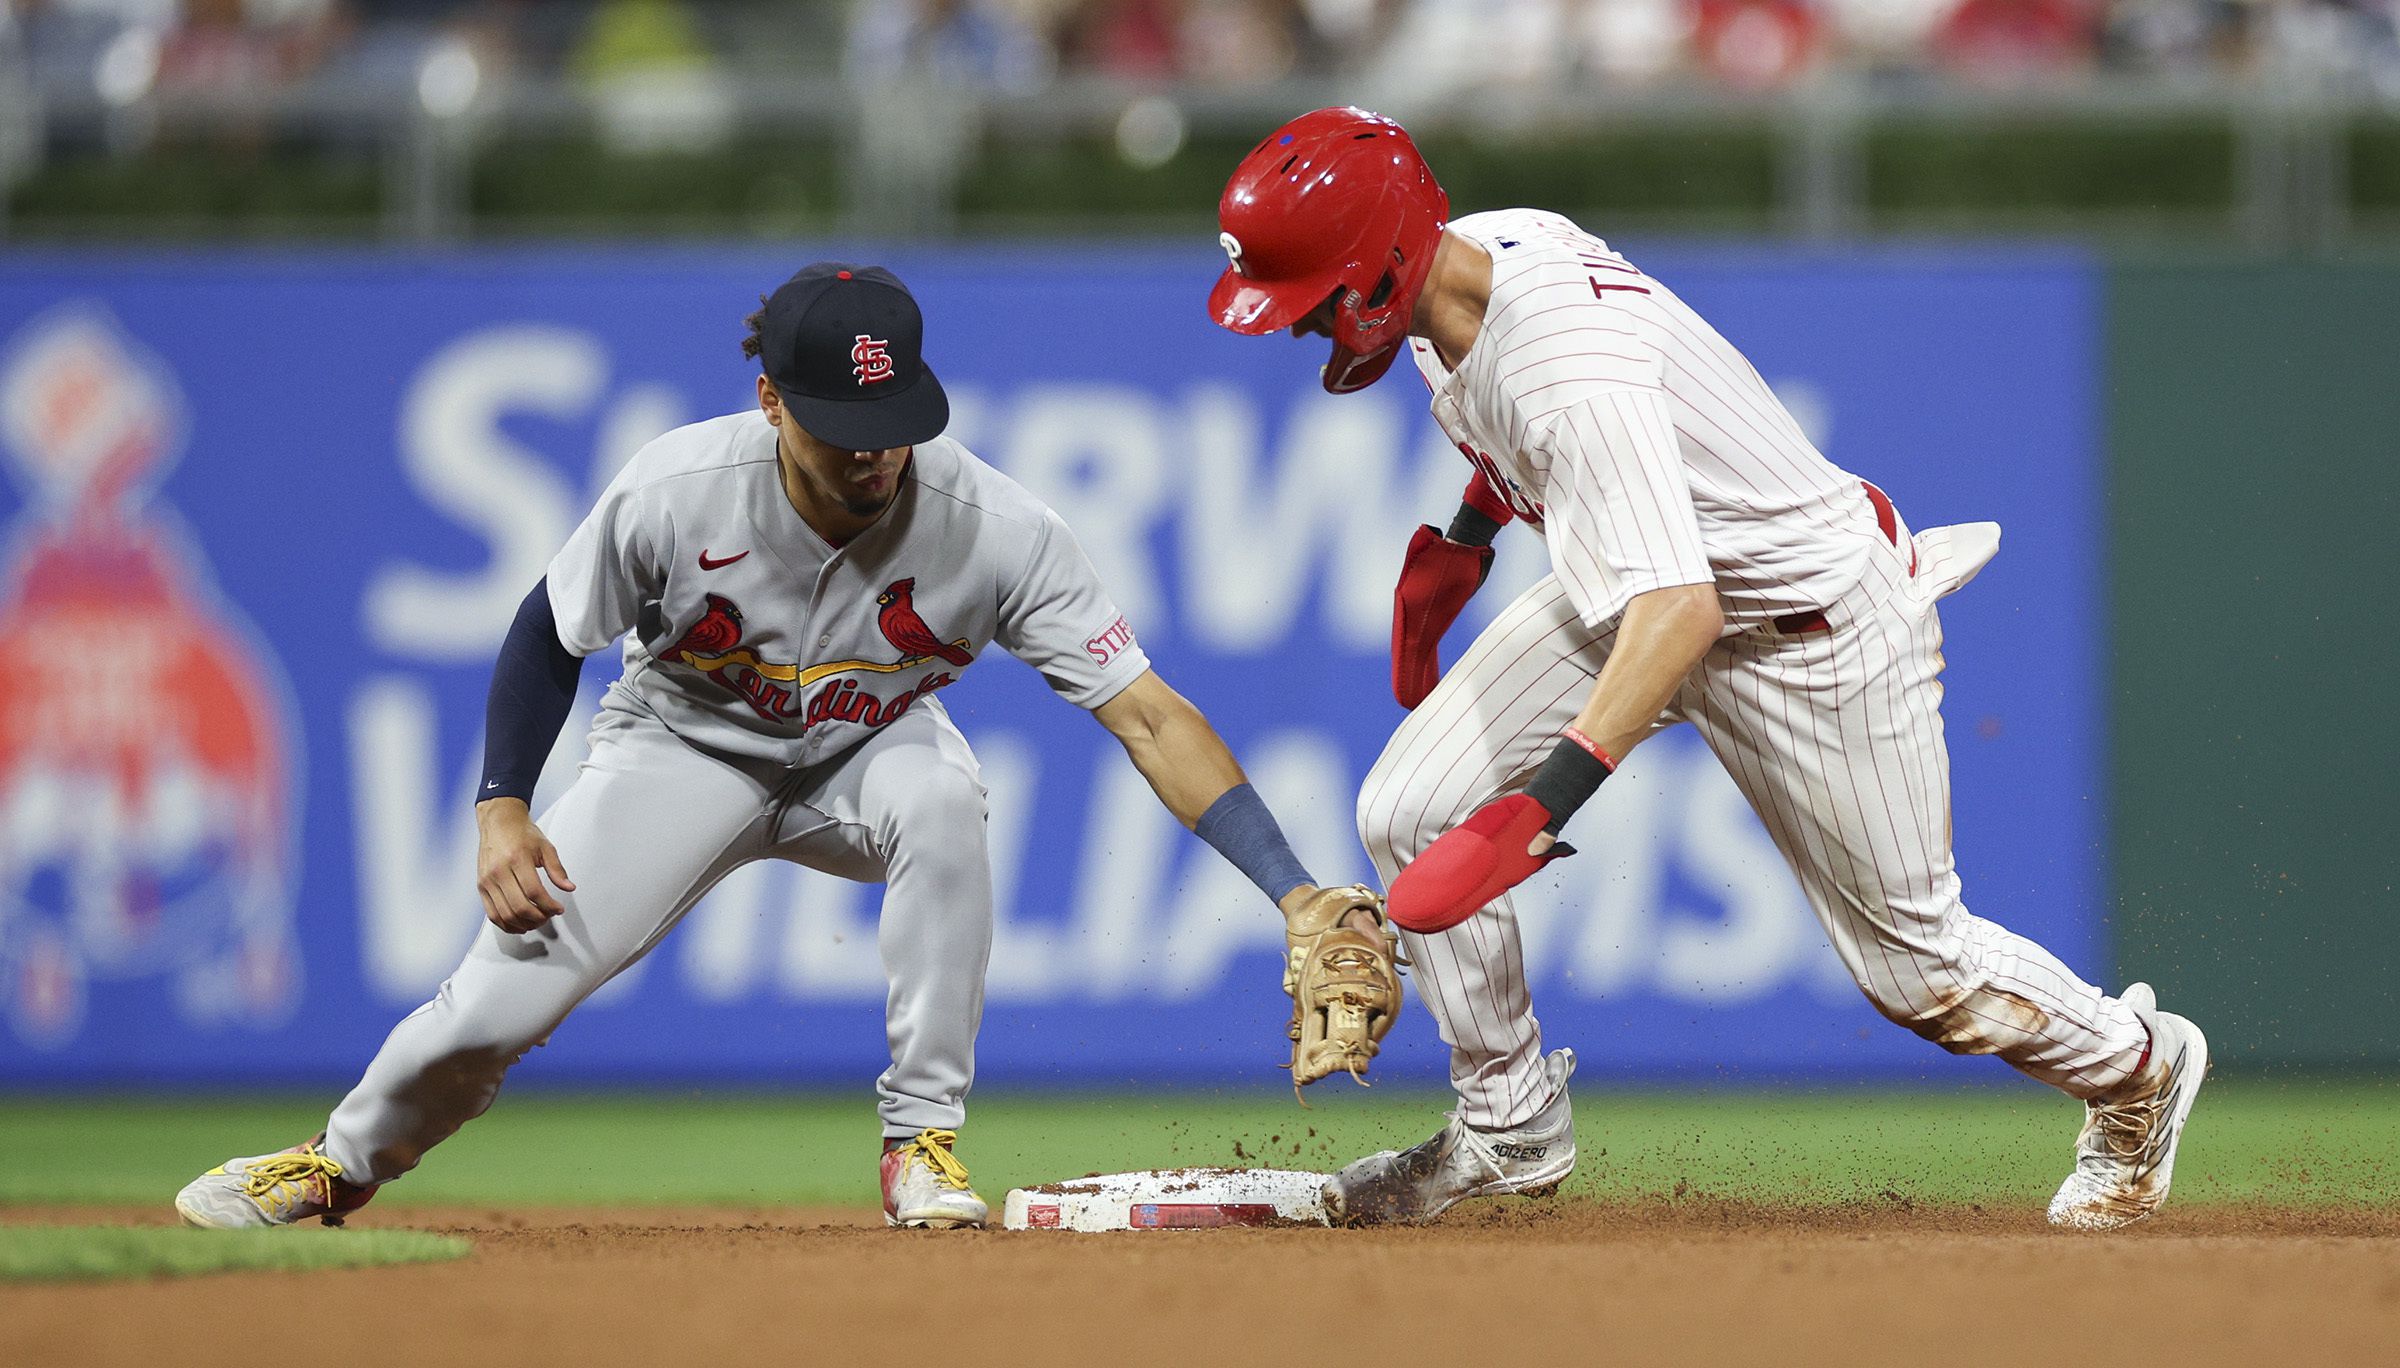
[1209,107,1450,394]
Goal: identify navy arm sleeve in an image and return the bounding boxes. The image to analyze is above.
[1193,783,1314,905]
[478,579,585,806]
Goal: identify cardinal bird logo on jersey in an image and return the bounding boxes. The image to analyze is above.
[667,593,750,660]
[876,578,972,666]
[664,594,801,722]
[663,581,970,729]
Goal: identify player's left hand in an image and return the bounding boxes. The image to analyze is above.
[1391,525,1495,709]
[1386,794,1577,933]
[1279,883,1403,1101]
[475,798,577,934]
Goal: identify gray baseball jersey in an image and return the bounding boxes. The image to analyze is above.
[547,411,1152,765]
[321,410,1153,1180]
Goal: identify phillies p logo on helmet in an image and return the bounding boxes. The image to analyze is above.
[1206,107,1450,394]
[851,334,893,386]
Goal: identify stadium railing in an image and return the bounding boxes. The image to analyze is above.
[1,69,2394,247]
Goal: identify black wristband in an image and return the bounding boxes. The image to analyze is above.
[1444,500,1504,548]
[1522,737,1614,835]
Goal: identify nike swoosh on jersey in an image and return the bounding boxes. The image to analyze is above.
[698,550,749,571]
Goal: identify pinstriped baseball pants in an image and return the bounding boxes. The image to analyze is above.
[1357,523,2147,1131]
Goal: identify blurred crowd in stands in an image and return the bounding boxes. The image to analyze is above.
[4,0,2399,109]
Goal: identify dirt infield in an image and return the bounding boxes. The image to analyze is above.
[9,1200,2397,1367]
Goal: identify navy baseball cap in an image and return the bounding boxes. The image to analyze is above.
[758,262,949,451]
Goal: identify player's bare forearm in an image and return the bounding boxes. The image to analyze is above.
[1093,670,1251,828]
[1571,582,1724,762]
[473,796,576,933]
[1095,672,1374,930]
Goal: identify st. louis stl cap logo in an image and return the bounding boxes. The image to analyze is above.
[852,334,893,386]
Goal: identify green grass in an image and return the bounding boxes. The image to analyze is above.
[3,1080,2392,1212]
[0,1226,469,1283]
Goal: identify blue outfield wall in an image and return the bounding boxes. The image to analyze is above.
[0,244,2101,1089]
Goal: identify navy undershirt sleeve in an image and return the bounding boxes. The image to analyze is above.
[1193,783,1315,905]
[479,578,585,806]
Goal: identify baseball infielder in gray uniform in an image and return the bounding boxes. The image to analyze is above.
[177,263,1379,1231]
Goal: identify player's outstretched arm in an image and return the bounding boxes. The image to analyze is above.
[1094,669,1401,1093]
[1091,669,1392,936]
[1387,582,1722,933]
[1091,669,1248,828]
[1092,670,1324,911]
[1095,666,1384,905]
[473,580,586,933]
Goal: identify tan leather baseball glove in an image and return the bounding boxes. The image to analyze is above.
[1283,883,1403,1101]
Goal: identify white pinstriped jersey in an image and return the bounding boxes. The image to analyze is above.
[1364,211,2148,1136]
[1409,208,1881,631]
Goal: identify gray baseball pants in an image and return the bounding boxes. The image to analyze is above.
[321,694,993,1186]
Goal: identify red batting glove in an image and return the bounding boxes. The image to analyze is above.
[1385,794,1578,933]
[1391,526,1495,709]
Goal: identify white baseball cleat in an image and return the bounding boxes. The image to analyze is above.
[175,1135,375,1230]
[1324,1048,1576,1227]
[881,1128,989,1229]
[2047,983,2209,1231]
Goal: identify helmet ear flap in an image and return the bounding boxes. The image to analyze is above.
[1322,336,1405,394]
[1332,259,1403,355]
[1364,265,1397,312]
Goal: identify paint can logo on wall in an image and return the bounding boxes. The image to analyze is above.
[0,304,303,1048]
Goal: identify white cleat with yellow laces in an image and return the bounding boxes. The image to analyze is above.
[175,1135,376,1229]
[880,1128,988,1229]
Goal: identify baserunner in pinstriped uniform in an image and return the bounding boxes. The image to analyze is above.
[1209,106,2207,1230]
